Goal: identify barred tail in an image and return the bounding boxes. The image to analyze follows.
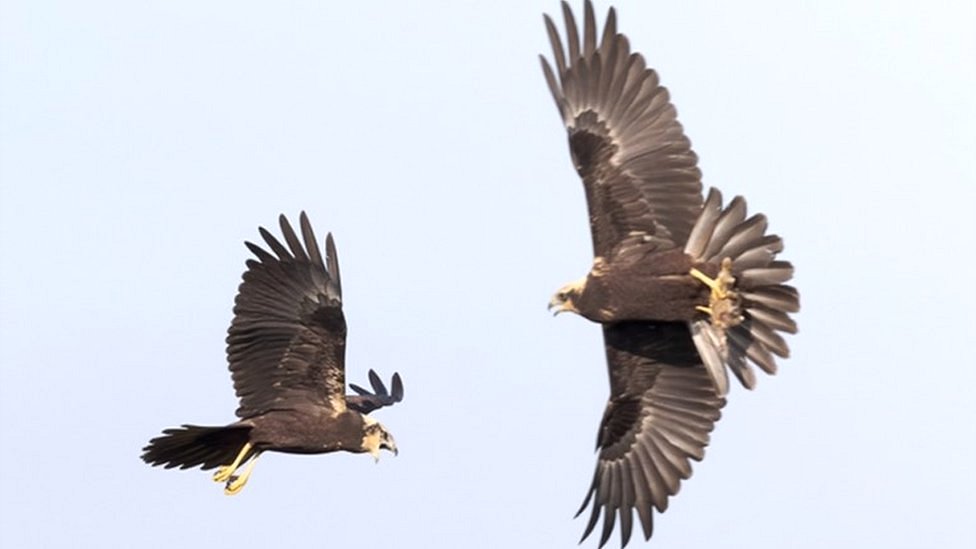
[141,424,252,471]
[685,187,800,394]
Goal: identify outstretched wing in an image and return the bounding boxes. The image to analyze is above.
[577,321,726,548]
[226,212,347,418]
[541,0,703,256]
[346,370,404,415]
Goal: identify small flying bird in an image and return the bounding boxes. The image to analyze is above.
[141,213,403,495]
[541,1,799,546]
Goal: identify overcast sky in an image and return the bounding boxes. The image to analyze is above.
[1,1,974,548]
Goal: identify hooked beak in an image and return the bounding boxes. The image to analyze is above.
[369,440,397,463]
[549,277,584,316]
[381,435,398,458]
[548,294,571,316]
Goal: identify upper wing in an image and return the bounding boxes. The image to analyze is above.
[541,0,703,256]
[225,212,347,418]
[577,321,726,548]
[346,369,404,415]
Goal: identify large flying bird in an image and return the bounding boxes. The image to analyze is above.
[142,213,402,494]
[541,1,799,546]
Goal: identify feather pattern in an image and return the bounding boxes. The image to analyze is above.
[685,190,800,393]
[226,212,348,418]
[541,0,702,256]
[576,322,725,548]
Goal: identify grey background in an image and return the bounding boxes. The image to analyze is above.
[2,1,973,547]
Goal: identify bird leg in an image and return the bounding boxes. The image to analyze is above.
[690,258,743,330]
[224,454,260,495]
[212,442,252,483]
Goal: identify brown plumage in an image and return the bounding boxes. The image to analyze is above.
[141,213,403,494]
[541,1,799,546]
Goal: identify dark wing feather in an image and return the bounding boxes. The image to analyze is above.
[541,0,703,256]
[226,212,347,418]
[578,321,726,548]
[346,370,404,415]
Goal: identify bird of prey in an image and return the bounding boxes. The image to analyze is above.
[141,213,403,495]
[541,1,799,546]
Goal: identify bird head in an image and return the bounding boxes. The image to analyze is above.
[548,276,586,316]
[362,416,398,462]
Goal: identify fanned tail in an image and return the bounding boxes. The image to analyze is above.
[685,188,800,394]
[141,424,253,471]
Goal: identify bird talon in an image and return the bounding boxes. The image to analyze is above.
[693,258,743,329]
[212,442,252,483]
[223,454,260,495]
[212,466,234,483]
[224,476,245,495]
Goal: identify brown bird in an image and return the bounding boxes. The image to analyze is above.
[541,1,799,546]
[141,213,402,494]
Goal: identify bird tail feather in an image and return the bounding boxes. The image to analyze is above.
[141,424,252,471]
[684,187,800,395]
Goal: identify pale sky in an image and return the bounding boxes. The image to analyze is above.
[1,1,974,548]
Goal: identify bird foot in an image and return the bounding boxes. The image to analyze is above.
[691,258,743,330]
[223,455,259,495]
[212,441,252,483]
[224,475,246,495]
[212,465,236,483]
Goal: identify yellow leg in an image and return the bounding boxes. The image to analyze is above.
[212,442,252,483]
[690,267,721,292]
[692,258,743,329]
[691,258,736,298]
[224,454,260,495]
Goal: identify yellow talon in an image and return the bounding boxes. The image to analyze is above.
[213,442,252,483]
[692,258,743,330]
[691,258,736,299]
[213,466,233,483]
[224,455,260,495]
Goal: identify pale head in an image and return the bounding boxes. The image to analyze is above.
[548,275,587,316]
[361,415,398,461]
